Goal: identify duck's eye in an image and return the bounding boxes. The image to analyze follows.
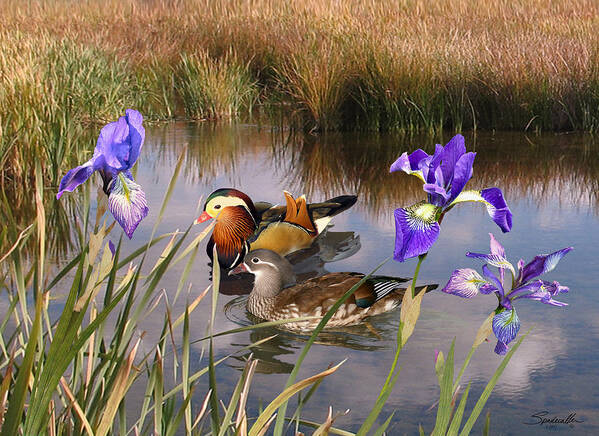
[251,257,259,264]
[214,205,221,210]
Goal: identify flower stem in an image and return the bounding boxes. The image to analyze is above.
[410,253,428,297]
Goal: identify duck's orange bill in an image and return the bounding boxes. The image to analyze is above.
[228,263,248,276]
[196,211,212,224]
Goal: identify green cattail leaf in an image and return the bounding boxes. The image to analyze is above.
[250,360,346,436]
[372,411,395,436]
[459,332,528,436]
[433,339,456,435]
[1,295,43,436]
[447,383,471,436]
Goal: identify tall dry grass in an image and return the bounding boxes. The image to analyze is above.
[177,50,258,120]
[2,0,597,132]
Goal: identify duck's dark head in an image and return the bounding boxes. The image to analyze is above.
[229,249,296,297]
[196,188,258,223]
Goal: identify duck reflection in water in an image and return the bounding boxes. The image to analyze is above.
[224,303,399,374]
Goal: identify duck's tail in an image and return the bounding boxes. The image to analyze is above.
[310,195,358,218]
[355,277,437,309]
[308,194,358,234]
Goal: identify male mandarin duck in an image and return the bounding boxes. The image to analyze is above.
[196,188,357,269]
[229,249,432,330]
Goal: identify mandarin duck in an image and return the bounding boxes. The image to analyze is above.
[229,249,431,330]
[196,188,357,269]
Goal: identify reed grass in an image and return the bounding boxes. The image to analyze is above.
[2,0,598,133]
[177,51,258,120]
[0,156,353,435]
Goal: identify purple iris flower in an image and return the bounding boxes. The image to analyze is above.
[56,109,149,238]
[442,233,572,355]
[390,134,512,262]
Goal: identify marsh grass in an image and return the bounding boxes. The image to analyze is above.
[0,32,253,204]
[3,0,598,133]
[177,51,258,120]
[0,33,144,202]
[273,42,352,131]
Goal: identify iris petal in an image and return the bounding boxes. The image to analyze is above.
[393,202,440,262]
[390,149,429,183]
[489,233,505,258]
[514,291,568,307]
[108,240,116,257]
[494,340,509,355]
[481,264,504,295]
[442,268,490,298]
[423,183,450,207]
[423,145,443,185]
[512,281,568,306]
[108,172,149,239]
[519,247,573,284]
[439,134,466,187]
[492,308,520,349]
[481,188,512,232]
[449,188,513,233]
[94,109,145,172]
[447,151,476,204]
[466,252,515,276]
[124,109,145,167]
[509,280,543,298]
[95,116,130,170]
[542,280,569,296]
[480,283,497,294]
[56,160,96,199]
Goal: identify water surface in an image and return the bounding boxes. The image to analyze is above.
[54,124,599,434]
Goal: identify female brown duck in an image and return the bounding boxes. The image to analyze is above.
[230,249,425,330]
[196,188,357,269]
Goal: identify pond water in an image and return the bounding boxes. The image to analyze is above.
[54,123,599,434]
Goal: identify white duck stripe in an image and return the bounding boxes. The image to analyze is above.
[256,259,278,269]
[373,281,402,300]
[246,259,278,272]
[314,216,332,234]
[230,251,242,268]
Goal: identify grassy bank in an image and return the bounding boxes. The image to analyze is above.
[1,0,599,213]
[2,0,598,132]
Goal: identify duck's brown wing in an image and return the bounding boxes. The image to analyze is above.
[278,273,413,311]
[276,273,364,313]
[248,192,318,254]
[248,222,314,256]
[273,274,435,329]
[354,275,411,308]
[256,204,286,223]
